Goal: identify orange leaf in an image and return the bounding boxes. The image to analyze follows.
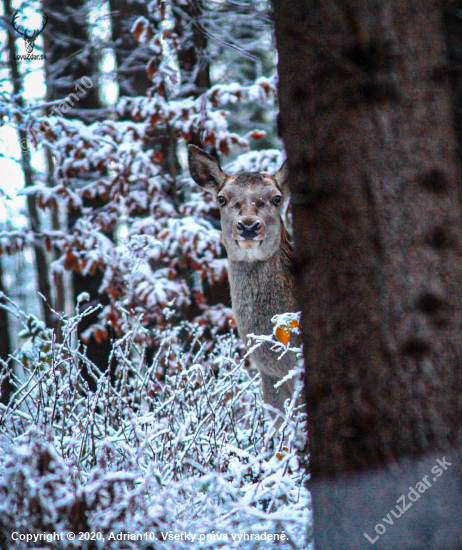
[147,59,157,79]
[274,316,299,346]
[204,134,216,147]
[94,328,108,344]
[260,82,271,95]
[251,130,266,139]
[132,19,151,42]
[153,151,164,164]
[276,446,288,460]
[275,326,290,346]
[219,140,229,155]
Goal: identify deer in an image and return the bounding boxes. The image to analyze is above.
[188,145,300,422]
[12,11,49,55]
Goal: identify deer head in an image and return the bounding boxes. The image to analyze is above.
[188,145,289,262]
[12,11,49,54]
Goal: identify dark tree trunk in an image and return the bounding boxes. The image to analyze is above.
[3,0,56,332]
[45,148,65,330]
[174,0,211,100]
[108,0,151,97]
[43,0,112,378]
[272,0,462,548]
[174,2,232,313]
[42,0,101,113]
[0,257,13,406]
[443,1,462,179]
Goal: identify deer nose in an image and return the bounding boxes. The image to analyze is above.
[237,220,262,239]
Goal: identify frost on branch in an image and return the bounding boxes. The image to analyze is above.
[0,1,311,545]
[225,149,284,174]
[12,70,279,348]
[0,304,311,549]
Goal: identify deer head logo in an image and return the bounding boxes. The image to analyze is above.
[11,11,48,54]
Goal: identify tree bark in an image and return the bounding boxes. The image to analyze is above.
[108,0,151,97]
[43,0,112,376]
[45,148,66,330]
[443,0,462,179]
[174,0,211,101]
[3,0,56,331]
[0,257,13,406]
[42,0,101,113]
[272,0,462,548]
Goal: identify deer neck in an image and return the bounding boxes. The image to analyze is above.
[228,234,292,284]
[227,229,295,339]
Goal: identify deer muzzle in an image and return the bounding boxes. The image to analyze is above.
[235,219,263,248]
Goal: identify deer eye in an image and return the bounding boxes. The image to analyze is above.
[217,195,228,207]
[272,195,282,206]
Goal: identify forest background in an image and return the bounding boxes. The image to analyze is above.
[0,1,310,548]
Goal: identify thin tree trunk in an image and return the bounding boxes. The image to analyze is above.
[174,1,232,313]
[108,0,151,97]
[0,256,13,406]
[3,0,56,331]
[42,0,101,113]
[42,0,101,321]
[272,0,462,548]
[174,0,211,100]
[44,148,66,342]
[43,0,112,378]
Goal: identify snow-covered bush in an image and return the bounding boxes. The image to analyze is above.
[0,2,311,547]
[0,303,311,549]
[0,0,281,369]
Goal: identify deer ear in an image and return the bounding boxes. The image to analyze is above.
[275,160,289,197]
[188,145,226,196]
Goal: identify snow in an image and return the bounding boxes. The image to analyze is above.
[225,149,284,174]
[0,307,310,549]
[0,5,311,544]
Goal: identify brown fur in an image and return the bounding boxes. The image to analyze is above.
[227,225,299,414]
[188,145,299,418]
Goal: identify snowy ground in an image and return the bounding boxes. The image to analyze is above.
[0,303,312,549]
